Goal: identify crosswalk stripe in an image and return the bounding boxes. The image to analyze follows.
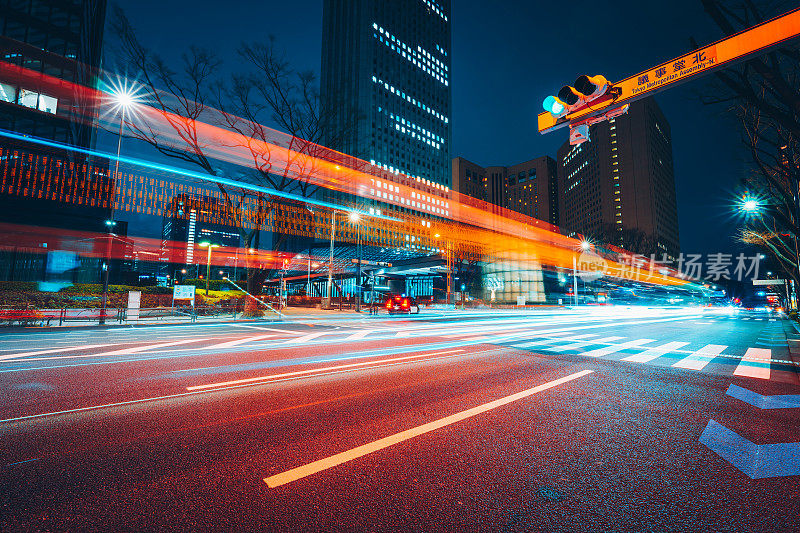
[552,336,626,352]
[204,334,280,350]
[285,332,331,344]
[622,341,689,363]
[672,344,727,370]
[0,343,119,361]
[91,338,212,356]
[733,347,771,380]
[395,331,411,337]
[510,332,585,349]
[345,330,372,341]
[581,338,656,358]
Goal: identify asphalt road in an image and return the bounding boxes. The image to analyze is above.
[1,306,799,531]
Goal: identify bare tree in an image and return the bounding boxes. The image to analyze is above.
[110,7,360,314]
[695,0,800,286]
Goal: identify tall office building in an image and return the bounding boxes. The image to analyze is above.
[321,0,452,188]
[0,0,109,282]
[0,0,106,146]
[556,97,680,258]
[452,156,559,227]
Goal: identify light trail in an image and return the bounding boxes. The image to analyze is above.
[0,348,491,424]
[185,349,465,391]
[0,59,701,290]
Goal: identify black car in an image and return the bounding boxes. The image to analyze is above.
[383,294,420,314]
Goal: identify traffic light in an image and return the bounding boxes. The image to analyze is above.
[542,74,618,120]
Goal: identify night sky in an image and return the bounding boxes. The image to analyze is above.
[116,0,753,256]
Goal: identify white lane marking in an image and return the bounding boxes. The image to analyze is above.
[0,343,119,362]
[263,369,594,488]
[395,331,411,337]
[285,332,331,344]
[622,341,689,363]
[552,336,626,352]
[672,344,727,371]
[733,348,771,380]
[187,349,467,391]
[741,318,750,321]
[203,334,280,350]
[511,333,595,349]
[580,338,656,358]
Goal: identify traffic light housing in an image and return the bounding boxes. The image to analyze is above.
[574,74,610,99]
[542,74,617,120]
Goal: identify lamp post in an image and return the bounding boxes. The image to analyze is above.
[198,241,219,295]
[739,196,800,309]
[326,210,337,309]
[99,86,139,325]
[350,211,362,312]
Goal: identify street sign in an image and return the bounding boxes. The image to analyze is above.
[538,7,800,134]
[127,291,141,321]
[753,279,785,286]
[173,284,196,306]
[351,259,392,267]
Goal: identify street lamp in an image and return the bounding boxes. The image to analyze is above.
[99,82,141,325]
[198,241,220,295]
[326,210,362,310]
[349,211,362,312]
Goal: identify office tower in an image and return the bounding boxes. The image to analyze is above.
[321,0,452,187]
[557,97,680,258]
[452,155,559,227]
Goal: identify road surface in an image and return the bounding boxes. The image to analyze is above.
[1,306,798,531]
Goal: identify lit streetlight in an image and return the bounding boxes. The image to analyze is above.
[99,83,141,325]
[350,211,363,312]
[326,210,363,310]
[198,241,220,295]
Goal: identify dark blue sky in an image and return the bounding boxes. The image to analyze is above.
[118,0,751,255]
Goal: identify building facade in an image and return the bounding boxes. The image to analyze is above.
[556,97,680,258]
[161,195,243,282]
[451,155,559,226]
[0,0,110,282]
[0,0,106,147]
[321,0,452,188]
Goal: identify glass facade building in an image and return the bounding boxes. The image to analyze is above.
[321,0,452,188]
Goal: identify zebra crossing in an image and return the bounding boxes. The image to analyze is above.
[501,333,797,382]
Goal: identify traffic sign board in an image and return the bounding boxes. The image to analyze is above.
[752,279,785,286]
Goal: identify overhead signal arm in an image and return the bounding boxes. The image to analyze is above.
[538,7,800,145]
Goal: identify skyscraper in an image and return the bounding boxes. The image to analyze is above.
[321,0,452,188]
[0,0,109,282]
[452,155,559,227]
[0,0,106,147]
[557,97,680,259]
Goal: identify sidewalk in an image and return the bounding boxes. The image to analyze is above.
[2,304,572,331]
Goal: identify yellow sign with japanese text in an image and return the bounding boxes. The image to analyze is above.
[538,7,800,134]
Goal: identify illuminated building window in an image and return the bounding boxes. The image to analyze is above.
[0,83,16,103]
[18,89,39,109]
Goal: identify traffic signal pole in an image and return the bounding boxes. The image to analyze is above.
[538,7,800,138]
